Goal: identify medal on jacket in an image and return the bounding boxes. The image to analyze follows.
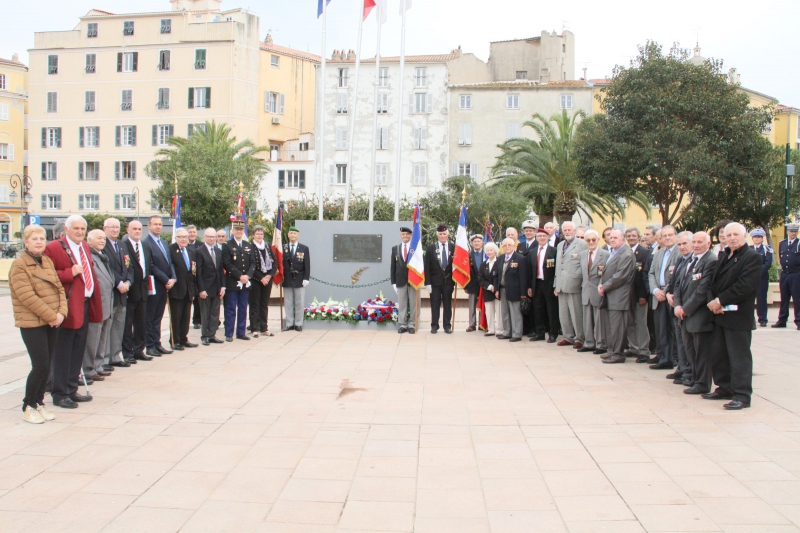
[123,254,130,268]
[191,261,196,275]
[598,264,604,273]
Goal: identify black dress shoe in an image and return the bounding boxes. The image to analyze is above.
[183,342,198,348]
[295,327,302,332]
[193,324,201,329]
[54,397,78,409]
[102,364,115,372]
[577,347,595,353]
[82,377,95,385]
[408,328,416,334]
[701,391,734,400]
[673,378,688,384]
[157,346,173,354]
[724,400,751,410]
[202,338,210,346]
[125,358,137,365]
[225,337,233,342]
[431,328,439,334]
[603,355,626,364]
[398,327,407,334]
[649,362,673,370]
[593,349,607,355]
[70,393,93,402]
[497,335,511,340]
[683,386,709,395]
[682,379,693,387]
[172,344,185,351]
[758,323,767,327]
[547,335,557,343]
[771,323,786,328]
[635,355,650,363]
[666,372,681,379]
[110,361,131,368]
[529,335,545,341]
[236,335,251,341]
[444,328,452,334]
[282,326,294,332]
[647,356,659,364]
[209,337,224,344]
[145,348,162,357]
[509,337,521,342]
[134,353,153,361]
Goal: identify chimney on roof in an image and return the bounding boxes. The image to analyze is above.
[265,33,273,45]
[346,49,355,60]
[12,53,18,62]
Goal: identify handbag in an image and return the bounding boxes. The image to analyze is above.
[520,297,532,315]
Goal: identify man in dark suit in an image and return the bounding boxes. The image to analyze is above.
[674,232,716,394]
[704,223,762,410]
[391,227,417,334]
[497,238,528,341]
[144,215,176,357]
[424,225,456,334]
[222,220,255,341]
[642,225,661,361]
[282,226,310,332]
[598,230,636,364]
[749,228,772,327]
[516,220,538,255]
[624,228,651,362]
[647,225,680,369]
[196,228,225,345]
[666,231,695,383]
[168,228,198,350]
[465,235,484,332]
[122,221,153,363]
[186,225,202,330]
[528,227,559,342]
[103,217,133,369]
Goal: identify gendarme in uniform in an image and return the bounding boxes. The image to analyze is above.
[774,223,800,330]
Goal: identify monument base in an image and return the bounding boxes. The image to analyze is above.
[301,320,398,331]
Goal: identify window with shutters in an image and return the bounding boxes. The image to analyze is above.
[560,93,573,109]
[121,125,136,146]
[0,74,5,90]
[121,89,133,111]
[85,91,96,112]
[378,68,388,87]
[0,104,7,121]
[375,163,388,185]
[157,124,173,145]
[161,19,171,34]
[85,53,96,73]
[413,127,426,150]
[42,162,57,181]
[266,91,277,113]
[157,88,170,109]
[87,22,98,38]
[335,127,348,150]
[506,122,520,140]
[336,92,348,114]
[158,50,170,71]
[412,164,427,186]
[46,92,57,113]
[121,52,136,72]
[284,170,301,188]
[507,94,520,109]
[338,68,349,88]
[377,92,388,113]
[0,185,7,203]
[80,161,100,181]
[271,55,279,68]
[415,67,427,88]
[123,21,134,35]
[516,71,528,80]
[0,143,12,161]
[191,87,210,109]
[44,194,61,210]
[459,94,472,109]
[195,49,206,70]
[48,55,58,75]
[411,93,432,114]
[118,193,135,210]
[44,127,61,148]
[84,126,99,147]
[188,123,206,137]
[458,123,472,146]
[376,127,388,150]
[80,194,99,211]
[335,164,347,184]
[458,163,475,177]
[117,161,136,181]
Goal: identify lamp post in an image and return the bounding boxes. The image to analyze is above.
[131,186,140,221]
[9,174,32,237]
[785,144,795,240]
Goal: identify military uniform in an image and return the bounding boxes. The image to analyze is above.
[775,225,800,329]
[750,228,773,327]
[221,234,255,340]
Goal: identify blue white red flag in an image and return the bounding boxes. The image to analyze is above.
[407,204,425,289]
[452,204,470,288]
[171,195,182,243]
[483,217,494,260]
[317,0,332,17]
[271,203,284,285]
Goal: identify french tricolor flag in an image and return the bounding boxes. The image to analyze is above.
[452,204,471,288]
[407,204,425,289]
[363,0,388,22]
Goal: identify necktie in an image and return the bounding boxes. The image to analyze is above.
[79,244,93,293]
[210,246,217,267]
[155,237,166,258]
[292,244,296,257]
[538,246,545,278]
[588,251,593,273]
[181,247,189,270]
[134,242,141,262]
[659,249,672,287]
[441,245,447,269]
[403,243,408,262]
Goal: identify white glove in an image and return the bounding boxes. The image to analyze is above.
[487,284,494,292]
[302,279,309,287]
[393,284,398,294]
[426,285,432,293]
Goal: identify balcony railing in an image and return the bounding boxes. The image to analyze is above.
[85,104,95,112]
[85,65,95,73]
[195,60,206,69]
[120,102,132,111]
[157,101,169,109]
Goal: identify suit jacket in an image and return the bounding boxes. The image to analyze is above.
[648,244,681,309]
[465,249,483,294]
[251,242,278,282]
[195,243,224,297]
[43,237,102,328]
[103,238,133,307]
[528,243,557,294]
[391,242,411,287]
[478,258,501,302]
[424,242,455,287]
[222,238,256,292]
[516,239,538,256]
[580,247,610,307]
[90,248,114,321]
[673,252,717,333]
[667,254,692,296]
[499,252,529,302]
[124,238,153,303]
[642,246,656,294]
[600,246,635,311]
[282,242,310,288]
[779,238,800,275]
[708,245,762,331]
[144,234,175,292]
[631,244,651,302]
[170,243,197,300]
[554,237,587,293]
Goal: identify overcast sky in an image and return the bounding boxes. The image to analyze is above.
[3,0,798,106]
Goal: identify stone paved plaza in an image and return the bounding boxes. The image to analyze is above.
[1,295,800,533]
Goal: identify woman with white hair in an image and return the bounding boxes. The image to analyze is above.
[478,242,502,336]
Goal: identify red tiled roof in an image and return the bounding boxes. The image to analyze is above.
[450,79,590,89]
[777,104,800,113]
[261,43,320,63]
[327,52,459,64]
[0,57,28,69]
[588,78,612,85]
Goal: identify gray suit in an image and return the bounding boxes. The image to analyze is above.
[648,244,681,366]
[599,245,635,358]
[555,237,588,344]
[580,247,610,350]
[84,249,114,377]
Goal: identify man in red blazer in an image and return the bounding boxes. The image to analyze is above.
[44,215,102,409]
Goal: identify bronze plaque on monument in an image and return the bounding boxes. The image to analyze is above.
[333,234,382,262]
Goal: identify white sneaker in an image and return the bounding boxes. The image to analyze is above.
[23,406,45,424]
[36,404,56,421]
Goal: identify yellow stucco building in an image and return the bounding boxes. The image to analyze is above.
[0,55,28,243]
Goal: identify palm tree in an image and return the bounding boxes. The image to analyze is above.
[491,110,649,223]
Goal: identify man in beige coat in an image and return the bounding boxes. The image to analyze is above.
[578,230,610,354]
[554,221,588,348]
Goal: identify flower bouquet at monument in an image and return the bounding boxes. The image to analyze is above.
[304,297,355,323]
[354,292,398,325]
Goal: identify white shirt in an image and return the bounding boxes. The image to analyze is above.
[66,237,94,298]
[129,238,147,277]
[537,245,547,280]
[548,235,556,247]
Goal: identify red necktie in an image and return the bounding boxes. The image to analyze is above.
[403,243,408,262]
[80,244,93,293]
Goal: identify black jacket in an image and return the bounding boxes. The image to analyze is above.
[169,243,197,301]
[123,238,153,303]
[195,244,224,297]
[465,249,483,295]
[104,238,133,307]
[631,244,651,302]
[282,242,310,288]
[499,252,529,302]
[391,242,411,287]
[516,240,537,256]
[528,243,557,294]
[424,242,455,287]
[642,247,656,294]
[708,245,762,331]
[478,258,501,302]
[222,238,256,292]
[252,243,278,282]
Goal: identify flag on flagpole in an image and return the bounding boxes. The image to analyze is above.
[364,0,388,22]
[271,203,284,286]
[477,287,488,331]
[171,195,182,243]
[483,216,494,260]
[407,204,425,289]
[243,205,249,239]
[317,0,332,17]
[399,0,412,13]
[452,205,471,288]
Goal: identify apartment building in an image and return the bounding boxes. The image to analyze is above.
[27,0,261,226]
[0,55,28,242]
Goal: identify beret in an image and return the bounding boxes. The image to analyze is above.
[436,224,448,232]
[400,226,412,233]
[288,226,300,232]
[537,227,549,235]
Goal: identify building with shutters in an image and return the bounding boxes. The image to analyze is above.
[0,55,28,243]
[27,0,261,226]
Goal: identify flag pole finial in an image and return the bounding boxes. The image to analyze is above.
[461,183,467,206]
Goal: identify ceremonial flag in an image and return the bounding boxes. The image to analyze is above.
[171,195,182,243]
[271,203,284,286]
[243,205,248,239]
[477,287,488,331]
[364,0,388,22]
[399,0,412,13]
[483,217,494,260]
[407,204,425,289]
[317,0,332,18]
[452,204,471,288]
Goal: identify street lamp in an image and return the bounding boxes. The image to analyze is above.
[9,174,32,235]
[131,186,140,221]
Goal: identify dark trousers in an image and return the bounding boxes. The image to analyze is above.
[522,309,535,336]
[52,300,90,402]
[533,283,558,335]
[708,325,753,403]
[200,295,221,339]
[169,297,192,346]
[145,287,168,349]
[21,326,59,409]
[249,279,273,333]
[647,296,657,353]
[225,289,249,338]
[673,316,691,379]
[430,284,454,329]
[192,296,202,326]
[654,301,676,366]
[777,272,800,326]
[756,273,769,325]
[682,326,711,391]
[123,298,147,358]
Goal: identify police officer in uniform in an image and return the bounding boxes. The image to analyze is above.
[283,226,310,332]
[221,219,255,341]
[750,228,773,327]
[773,222,800,330]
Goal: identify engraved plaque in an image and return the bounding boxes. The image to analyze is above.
[333,234,382,262]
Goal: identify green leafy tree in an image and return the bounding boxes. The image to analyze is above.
[575,41,774,227]
[491,110,649,223]
[145,121,269,229]
[83,213,127,237]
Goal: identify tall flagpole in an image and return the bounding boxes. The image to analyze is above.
[393,0,408,221]
[317,1,328,221]
[367,6,382,221]
[344,1,365,222]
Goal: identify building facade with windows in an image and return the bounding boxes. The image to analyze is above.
[0,55,28,243]
[27,0,261,225]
